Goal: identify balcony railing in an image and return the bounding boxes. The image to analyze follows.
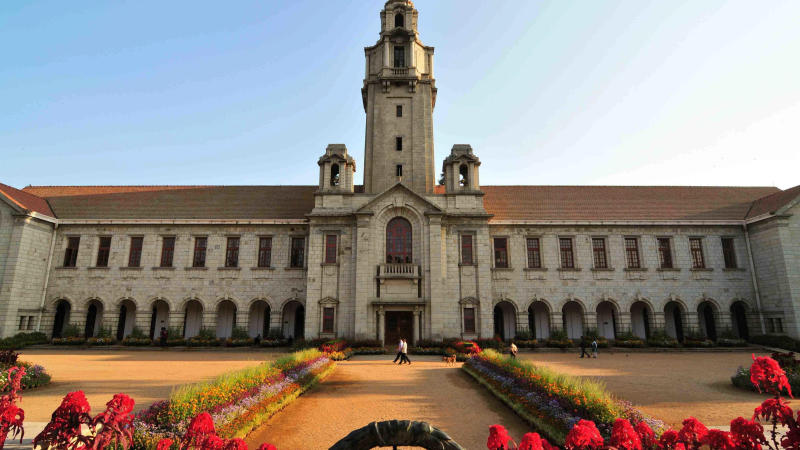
[378,263,420,279]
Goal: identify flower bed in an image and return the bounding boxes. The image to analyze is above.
[87,337,115,346]
[51,336,87,345]
[733,351,800,395]
[0,332,49,350]
[132,349,335,446]
[462,350,663,443]
[122,337,153,346]
[1,361,50,390]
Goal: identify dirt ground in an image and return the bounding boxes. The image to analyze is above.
[246,355,532,450]
[17,349,282,421]
[519,350,770,427]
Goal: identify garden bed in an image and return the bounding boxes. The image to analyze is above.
[132,349,335,447]
[1,350,51,390]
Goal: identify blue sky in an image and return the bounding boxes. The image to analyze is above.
[1,0,798,189]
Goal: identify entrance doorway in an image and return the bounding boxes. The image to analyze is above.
[385,311,413,346]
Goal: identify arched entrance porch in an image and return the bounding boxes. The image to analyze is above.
[149,300,170,339]
[115,299,137,341]
[664,301,685,342]
[249,301,271,338]
[282,301,305,340]
[698,301,718,341]
[84,300,104,338]
[730,301,749,340]
[216,300,237,339]
[52,300,71,338]
[630,301,652,339]
[528,301,550,340]
[493,301,516,341]
[596,301,618,339]
[562,301,584,340]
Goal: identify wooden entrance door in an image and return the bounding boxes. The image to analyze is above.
[385,311,413,346]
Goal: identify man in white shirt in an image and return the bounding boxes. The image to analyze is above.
[392,338,404,364]
[400,338,411,365]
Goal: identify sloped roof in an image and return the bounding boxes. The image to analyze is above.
[0,182,54,217]
[22,185,317,220]
[746,184,800,219]
[481,185,780,222]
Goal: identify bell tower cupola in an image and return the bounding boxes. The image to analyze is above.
[443,145,482,193]
[318,144,356,193]
[362,0,437,194]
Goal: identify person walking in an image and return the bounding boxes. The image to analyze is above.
[159,326,168,347]
[591,338,598,358]
[393,338,404,364]
[400,338,411,364]
[509,341,518,359]
[579,336,589,358]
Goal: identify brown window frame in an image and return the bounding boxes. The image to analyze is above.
[257,236,272,268]
[624,237,641,269]
[63,236,80,267]
[461,234,474,265]
[526,237,542,269]
[128,236,143,268]
[290,237,306,268]
[322,307,335,333]
[324,234,338,264]
[192,237,207,268]
[160,236,175,268]
[463,307,476,334]
[721,237,737,269]
[96,236,111,267]
[591,237,607,269]
[690,237,705,269]
[559,237,575,269]
[225,237,240,268]
[493,237,509,269]
[657,237,673,269]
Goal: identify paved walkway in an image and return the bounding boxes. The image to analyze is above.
[246,355,532,449]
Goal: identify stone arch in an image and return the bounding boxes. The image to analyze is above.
[562,300,585,340]
[282,299,305,340]
[394,12,405,28]
[182,299,204,338]
[216,299,237,338]
[595,300,619,339]
[493,300,516,341]
[149,298,171,339]
[375,204,425,265]
[84,298,105,338]
[51,298,72,338]
[730,300,750,340]
[330,420,464,450]
[248,298,272,339]
[555,296,588,313]
[664,299,687,342]
[527,298,551,340]
[630,300,653,339]
[697,299,719,341]
[115,298,138,341]
[385,216,413,263]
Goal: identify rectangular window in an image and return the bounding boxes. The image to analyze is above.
[396,136,403,151]
[493,237,508,268]
[592,238,607,269]
[396,105,403,117]
[160,236,175,268]
[657,237,673,269]
[19,316,26,330]
[395,164,403,177]
[776,318,784,333]
[394,46,405,67]
[96,236,111,267]
[225,237,240,268]
[290,237,305,268]
[526,238,541,269]
[128,237,143,268]
[690,237,705,269]
[192,237,207,268]
[26,316,34,330]
[464,307,476,334]
[766,318,775,333]
[721,237,738,269]
[559,238,574,269]
[258,237,272,268]
[322,307,335,333]
[625,237,641,269]
[461,234,474,265]
[63,236,80,267]
[324,234,338,264]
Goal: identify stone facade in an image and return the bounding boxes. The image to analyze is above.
[0,0,798,342]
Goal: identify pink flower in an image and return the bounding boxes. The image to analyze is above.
[565,420,604,450]
[487,424,513,450]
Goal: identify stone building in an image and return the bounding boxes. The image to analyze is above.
[1,0,799,343]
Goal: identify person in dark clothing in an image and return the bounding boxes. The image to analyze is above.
[579,336,590,358]
[159,327,168,347]
[399,339,411,364]
[393,338,404,364]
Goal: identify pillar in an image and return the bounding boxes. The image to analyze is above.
[413,308,421,345]
[618,311,632,335]
[377,307,385,346]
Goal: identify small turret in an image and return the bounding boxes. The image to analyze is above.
[318,144,356,193]
[442,145,481,193]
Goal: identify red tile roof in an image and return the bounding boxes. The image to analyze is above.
[746,184,800,219]
[481,185,780,222]
[0,183,54,217]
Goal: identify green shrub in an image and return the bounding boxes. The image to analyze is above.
[514,330,532,340]
[0,332,49,350]
[129,327,148,338]
[231,327,250,340]
[61,324,81,338]
[750,334,800,352]
[647,329,680,348]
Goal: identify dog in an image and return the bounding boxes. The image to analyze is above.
[442,355,457,366]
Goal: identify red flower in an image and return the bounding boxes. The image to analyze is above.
[257,444,277,450]
[782,423,800,449]
[659,429,680,449]
[519,432,545,450]
[565,420,604,450]
[634,421,658,449]
[729,416,765,450]
[700,429,736,450]
[677,417,707,447]
[487,424,513,450]
[753,397,795,426]
[0,366,26,448]
[33,390,94,450]
[157,438,174,450]
[188,412,216,435]
[60,390,92,415]
[751,355,793,397]
[92,393,136,449]
[610,418,642,450]
[223,438,249,450]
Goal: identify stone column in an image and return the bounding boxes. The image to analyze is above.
[427,215,445,339]
[202,310,216,335]
[518,309,529,337]
[551,312,564,332]
[585,311,598,334]
[377,307,385,346]
[235,304,248,333]
[618,311,632,335]
[383,41,390,68]
[413,308,421,345]
[353,216,372,339]
[652,311,666,332]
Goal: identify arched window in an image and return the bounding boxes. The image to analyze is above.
[459,164,469,187]
[395,13,404,28]
[386,217,412,263]
[330,164,340,187]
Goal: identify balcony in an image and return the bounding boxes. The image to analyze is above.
[380,67,418,79]
[378,263,420,279]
